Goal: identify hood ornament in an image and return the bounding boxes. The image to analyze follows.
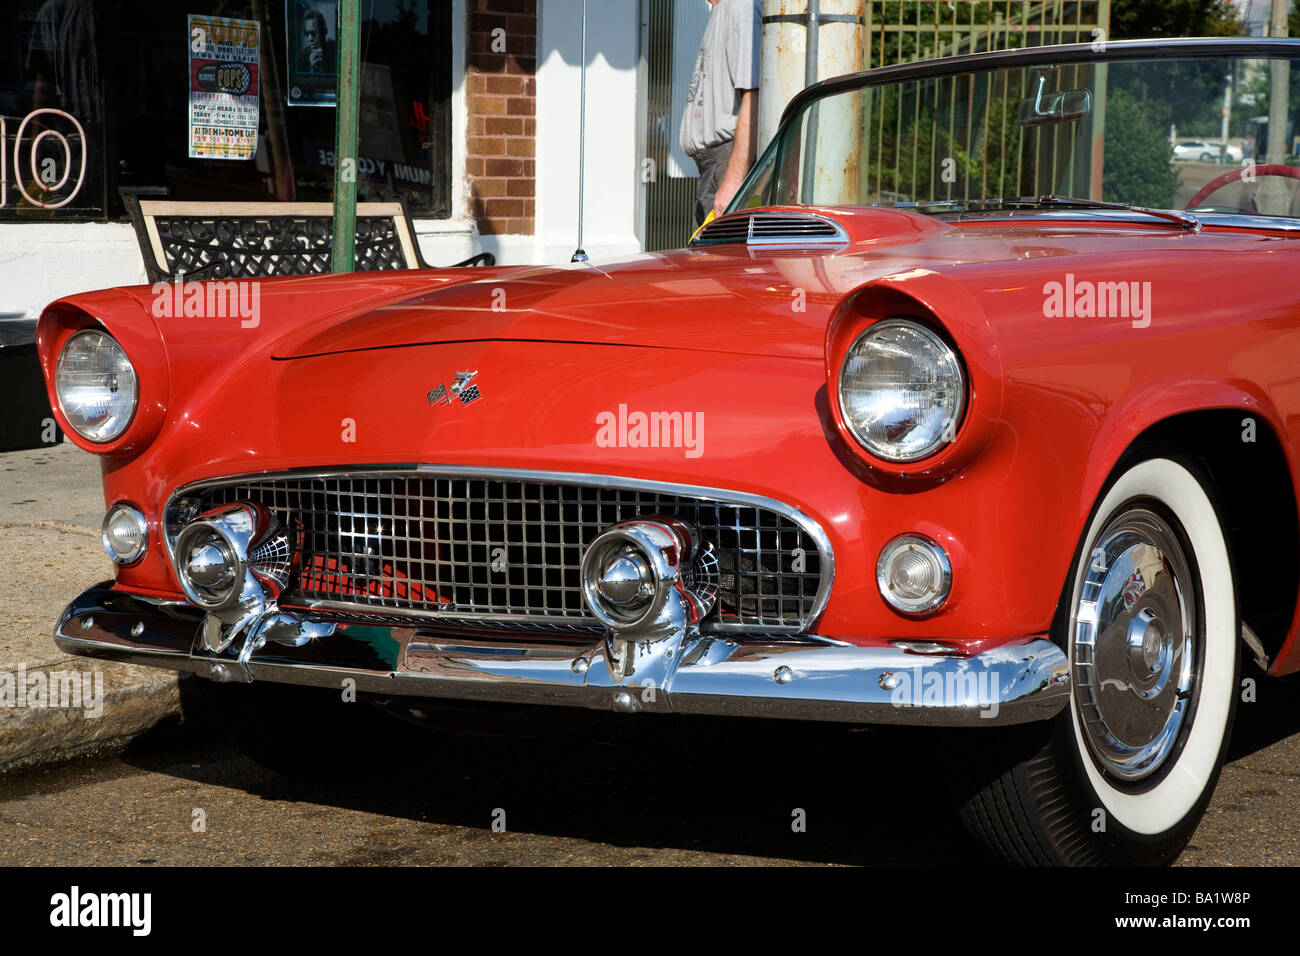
[428,370,481,407]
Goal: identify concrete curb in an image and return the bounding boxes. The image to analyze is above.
[1,443,189,773]
[0,656,182,774]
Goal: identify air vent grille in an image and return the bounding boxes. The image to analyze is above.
[692,212,847,247]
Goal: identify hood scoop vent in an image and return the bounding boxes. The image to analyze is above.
[691,211,848,248]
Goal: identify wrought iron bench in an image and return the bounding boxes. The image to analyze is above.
[123,196,493,282]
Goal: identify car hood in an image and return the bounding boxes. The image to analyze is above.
[266,208,957,361]
[266,254,844,361]
[266,206,1265,362]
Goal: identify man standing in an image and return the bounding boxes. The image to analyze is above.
[681,0,761,228]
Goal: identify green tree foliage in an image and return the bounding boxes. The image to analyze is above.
[867,0,1243,69]
[867,1,1007,68]
[853,1,1251,205]
[1109,0,1244,39]
[864,77,1025,202]
[1106,0,1245,138]
[1101,89,1181,207]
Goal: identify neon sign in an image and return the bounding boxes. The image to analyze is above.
[0,109,88,210]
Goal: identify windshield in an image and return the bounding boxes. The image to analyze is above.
[733,49,1300,222]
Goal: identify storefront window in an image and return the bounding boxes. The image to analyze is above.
[1,0,107,219]
[0,0,453,222]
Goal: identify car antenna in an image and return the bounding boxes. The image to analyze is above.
[571,0,589,263]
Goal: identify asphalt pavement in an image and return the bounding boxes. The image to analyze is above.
[2,680,1300,866]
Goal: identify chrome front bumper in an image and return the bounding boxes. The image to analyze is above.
[55,584,1070,727]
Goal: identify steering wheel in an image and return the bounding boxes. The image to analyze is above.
[1186,163,1300,210]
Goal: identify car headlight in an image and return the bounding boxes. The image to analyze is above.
[838,319,965,462]
[55,329,138,443]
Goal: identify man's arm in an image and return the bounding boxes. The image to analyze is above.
[712,87,757,217]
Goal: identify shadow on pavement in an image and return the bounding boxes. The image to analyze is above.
[1224,668,1300,764]
[76,665,1300,865]
[107,676,986,866]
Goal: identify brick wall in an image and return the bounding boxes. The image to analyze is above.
[466,0,536,235]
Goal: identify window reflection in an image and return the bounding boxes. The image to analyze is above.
[0,0,452,220]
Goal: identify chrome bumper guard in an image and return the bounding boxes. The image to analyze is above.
[55,584,1070,727]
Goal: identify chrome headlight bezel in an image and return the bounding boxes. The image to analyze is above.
[836,319,967,463]
[876,533,953,616]
[54,329,139,444]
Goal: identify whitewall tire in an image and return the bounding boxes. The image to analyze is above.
[952,456,1239,865]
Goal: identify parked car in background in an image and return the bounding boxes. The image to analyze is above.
[1173,138,1243,163]
[36,37,1300,866]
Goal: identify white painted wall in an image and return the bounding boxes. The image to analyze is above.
[0,223,146,319]
[527,0,643,264]
[425,0,646,267]
[421,0,481,268]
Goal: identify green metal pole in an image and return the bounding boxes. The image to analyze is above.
[331,0,363,272]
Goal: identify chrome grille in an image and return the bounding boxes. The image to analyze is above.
[177,469,830,633]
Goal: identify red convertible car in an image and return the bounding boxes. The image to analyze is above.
[37,37,1300,866]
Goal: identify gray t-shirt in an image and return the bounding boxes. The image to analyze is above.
[679,0,760,157]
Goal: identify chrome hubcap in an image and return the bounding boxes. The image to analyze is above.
[1073,507,1197,782]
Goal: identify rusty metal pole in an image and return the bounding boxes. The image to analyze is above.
[759,2,864,143]
[1256,0,1291,215]
[1267,0,1290,164]
[331,0,363,272]
[759,1,864,199]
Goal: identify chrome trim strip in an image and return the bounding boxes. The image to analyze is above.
[163,463,836,634]
[1188,213,1300,233]
[282,599,609,629]
[931,208,1300,232]
[54,584,1068,728]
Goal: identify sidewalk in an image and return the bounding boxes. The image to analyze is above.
[0,442,181,772]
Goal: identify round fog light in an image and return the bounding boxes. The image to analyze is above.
[583,536,660,629]
[581,518,718,634]
[102,503,148,565]
[175,524,242,609]
[596,547,654,612]
[877,534,952,615]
